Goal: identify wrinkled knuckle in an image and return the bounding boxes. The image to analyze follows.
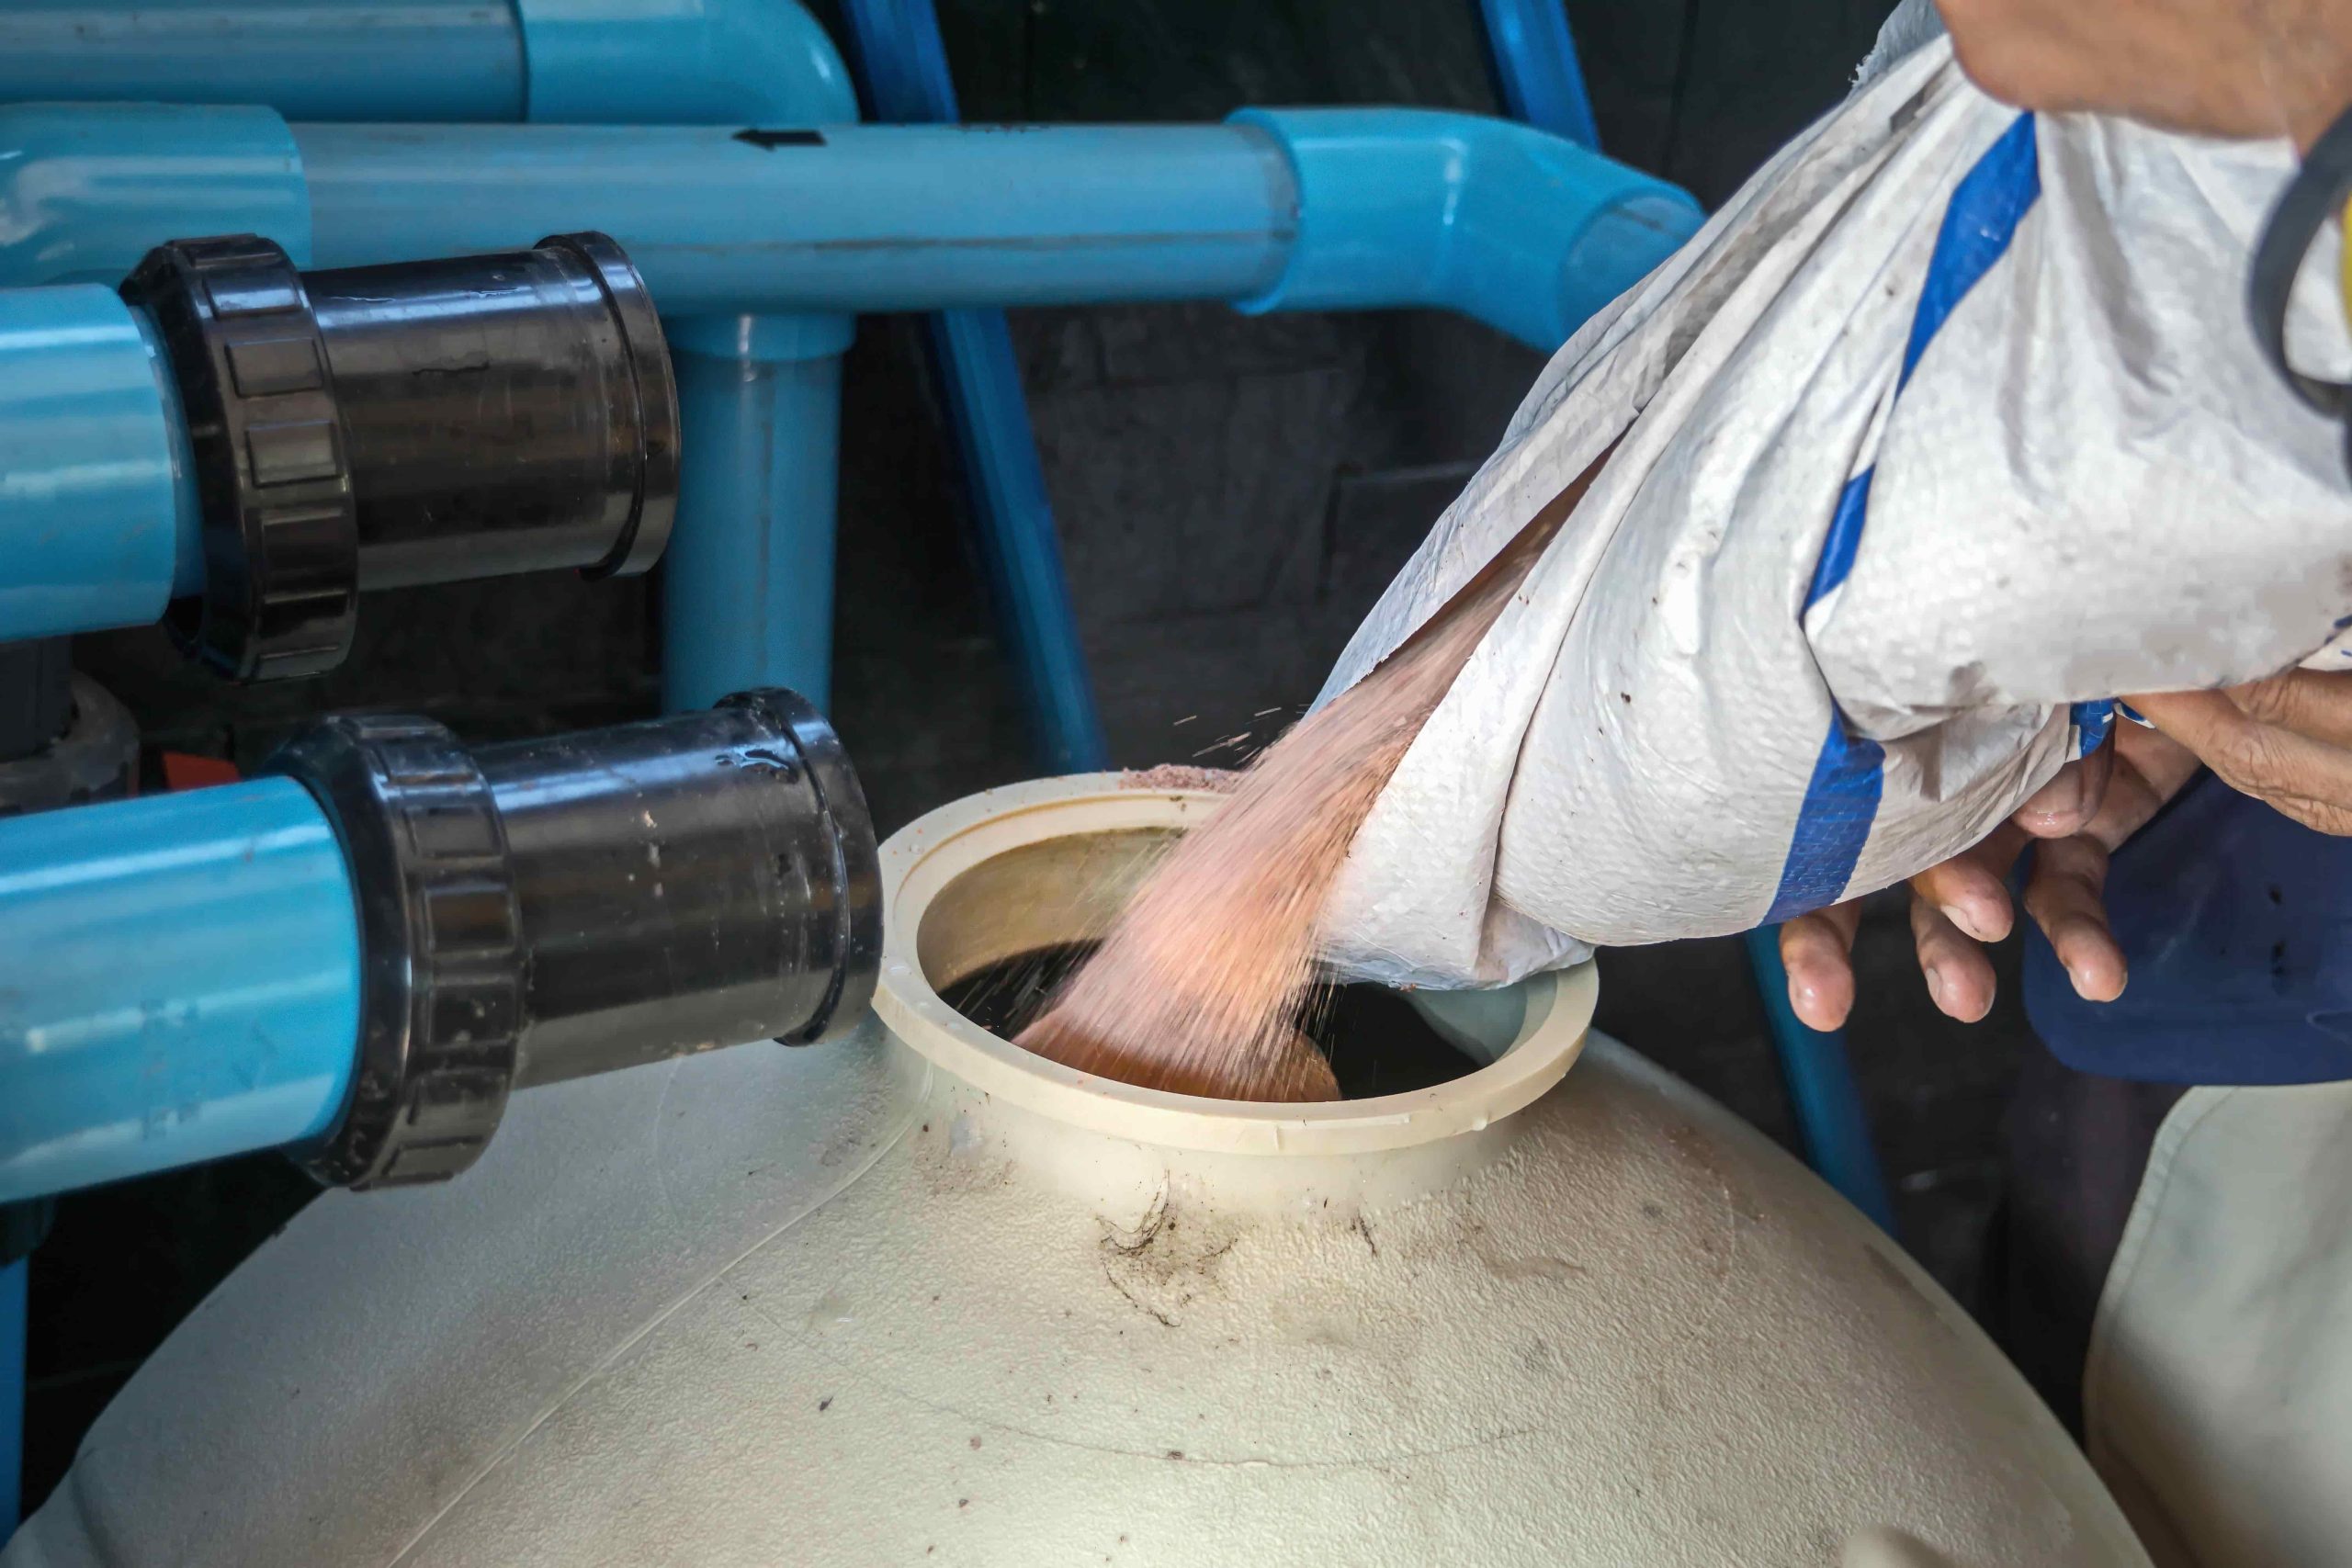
[2235,677,2295,728]
[2220,728,2293,797]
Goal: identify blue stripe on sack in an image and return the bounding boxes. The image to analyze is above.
[1805,469,1876,608]
[2071,699,2115,757]
[1766,113,2041,921]
[1898,115,2041,391]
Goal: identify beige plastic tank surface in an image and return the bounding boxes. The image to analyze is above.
[6,777,2150,1568]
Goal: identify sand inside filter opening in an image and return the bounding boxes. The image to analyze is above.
[1015,461,1598,1102]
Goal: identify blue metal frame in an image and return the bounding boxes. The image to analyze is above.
[1472,0,1895,1231]
[838,0,1111,772]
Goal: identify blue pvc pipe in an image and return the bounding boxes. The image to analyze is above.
[0,0,858,128]
[0,0,525,122]
[288,119,1297,313]
[1743,928,1896,1231]
[0,286,200,641]
[0,105,1695,350]
[0,779,363,1206]
[1477,0,1601,148]
[662,313,853,710]
[840,0,1111,773]
[0,1257,18,1540]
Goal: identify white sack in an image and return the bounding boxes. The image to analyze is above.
[1318,28,2352,989]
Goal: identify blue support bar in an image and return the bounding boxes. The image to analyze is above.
[662,313,854,710]
[839,0,1112,772]
[0,0,526,122]
[1744,928,1896,1230]
[0,1257,18,1542]
[0,779,363,1206]
[0,286,199,640]
[1476,0,1601,147]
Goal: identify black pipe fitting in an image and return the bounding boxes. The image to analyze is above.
[120,231,679,682]
[267,690,879,1190]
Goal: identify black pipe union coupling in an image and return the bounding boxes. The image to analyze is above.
[267,691,879,1190]
[121,231,679,682]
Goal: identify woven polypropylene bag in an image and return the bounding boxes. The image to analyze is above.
[1319,30,2352,989]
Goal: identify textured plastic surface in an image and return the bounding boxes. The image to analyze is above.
[1232,107,1702,351]
[0,287,193,640]
[270,715,524,1191]
[3,777,2149,1568]
[1315,39,2352,986]
[2026,773,2352,1084]
[0,105,310,286]
[120,235,359,681]
[0,0,526,121]
[0,778,361,1205]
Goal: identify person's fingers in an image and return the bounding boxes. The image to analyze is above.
[2083,721,2202,850]
[1908,895,1998,1022]
[2014,743,2116,839]
[1780,900,1864,1032]
[1908,848,2015,944]
[2230,669,2352,750]
[2020,834,2127,1000]
[2129,688,2352,834]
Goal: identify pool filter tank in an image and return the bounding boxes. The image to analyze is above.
[2,777,2153,1568]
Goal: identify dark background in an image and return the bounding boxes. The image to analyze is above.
[19,0,2037,1518]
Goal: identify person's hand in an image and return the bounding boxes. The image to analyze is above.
[2128,671,2352,834]
[1936,0,2352,152]
[1777,719,2200,1032]
[1776,668,2352,1030]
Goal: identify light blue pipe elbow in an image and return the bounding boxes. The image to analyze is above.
[1232,107,1702,352]
[517,0,857,124]
[0,285,200,639]
[0,778,362,1205]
